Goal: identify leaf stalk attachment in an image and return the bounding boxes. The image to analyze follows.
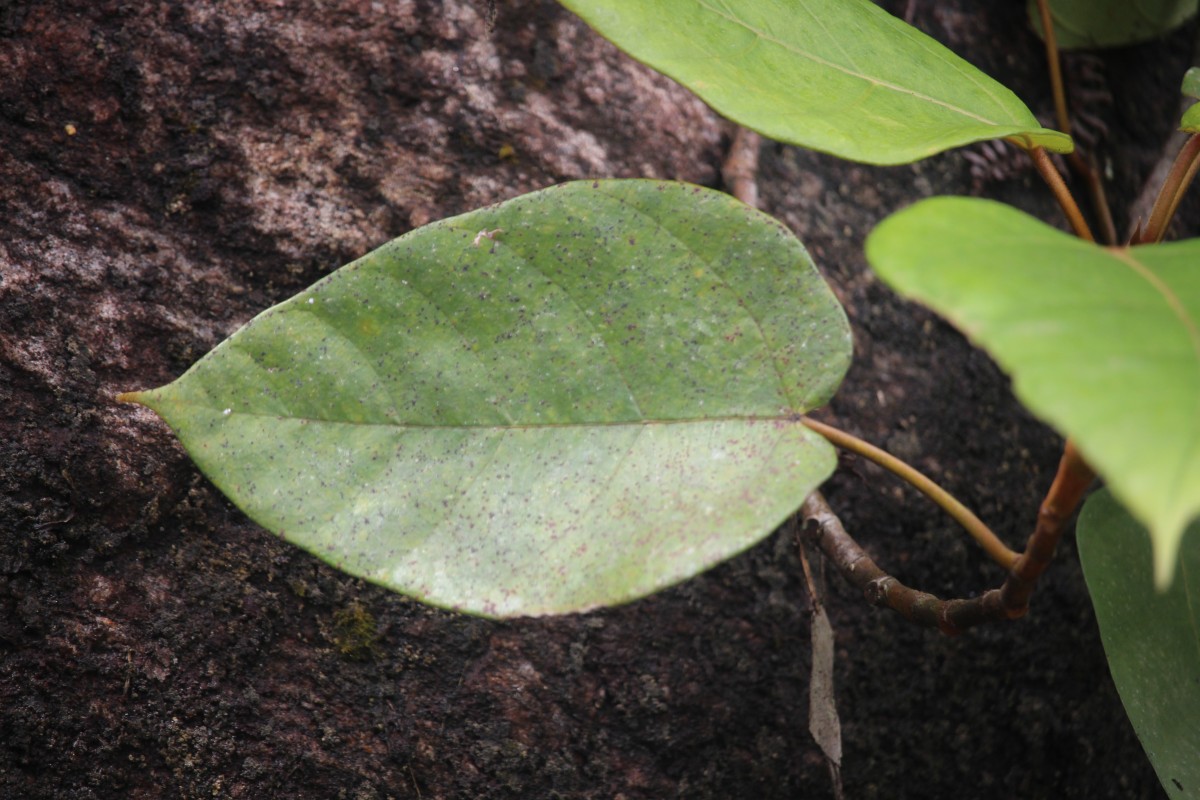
[800,416,1019,569]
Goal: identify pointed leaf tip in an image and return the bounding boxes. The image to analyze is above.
[1153,517,1188,590]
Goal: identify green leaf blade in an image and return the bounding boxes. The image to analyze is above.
[145,407,834,615]
[866,197,1200,585]
[1077,490,1200,800]
[126,180,852,616]
[560,0,1070,165]
[1181,102,1200,133]
[1029,0,1198,50]
[1183,67,1200,100]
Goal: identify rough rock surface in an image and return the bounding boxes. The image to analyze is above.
[1,0,1188,797]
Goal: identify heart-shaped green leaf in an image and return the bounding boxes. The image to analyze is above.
[866,197,1200,586]
[559,0,1070,165]
[122,180,852,617]
[1077,490,1200,800]
[1029,0,1198,49]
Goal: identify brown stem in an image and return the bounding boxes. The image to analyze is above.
[998,440,1096,616]
[1129,21,1200,238]
[1029,147,1095,242]
[798,534,821,609]
[722,126,762,209]
[1032,0,1117,244]
[1137,132,1200,244]
[802,439,1095,633]
[800,492,1008,636]
[1034,0,1070,136]
[1066,151,1118,245]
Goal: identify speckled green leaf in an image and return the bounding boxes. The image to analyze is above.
[866,197,1200,587]
[1078,490,1200,800]
[122,180,851,617]
[558,0,1070,165]
[1029,0,1197,49]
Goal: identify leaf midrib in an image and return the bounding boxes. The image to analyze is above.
[1109,247,1200,368]
[1106,247,1200,520]
[694,0,1008,128]
[170,402,806,430]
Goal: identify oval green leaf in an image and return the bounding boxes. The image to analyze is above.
[122,180,852,617]
[1029,0,1198,49]
[866,197,1200,586]
[1077,490,1200,800]
[559,0,1070,165]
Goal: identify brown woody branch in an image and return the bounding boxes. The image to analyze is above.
[1136,133,1200,244]
[802,440,1096,635]
[998,440,1096,615]
[801,492,1007,636]
[722,126,762,209]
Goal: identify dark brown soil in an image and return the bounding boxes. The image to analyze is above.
[1,0,1189,797]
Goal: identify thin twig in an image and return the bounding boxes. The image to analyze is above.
[1066,151,1118,245]
[1032,0,1118,244]
[722,126,763,208]
[1029,147,1095,241]
[801,417,1019,569]
[798,535,820,609]
[1034,0,1070,136]
[1137,132,1200,244]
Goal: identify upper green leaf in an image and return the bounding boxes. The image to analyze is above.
[559,0,1070,165]
[1077,490,1200,800]
[866,197,1200,586]
[1182,66,1200,99]
[1029,0,1198,49]
[123,180,852,617]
